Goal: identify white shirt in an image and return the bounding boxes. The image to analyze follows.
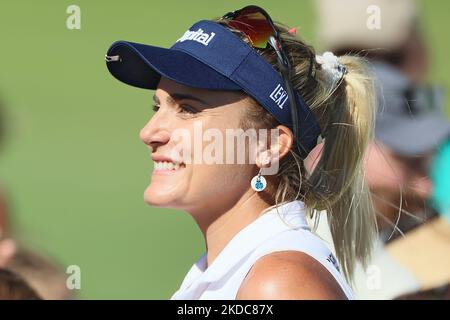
[171,200,354,299]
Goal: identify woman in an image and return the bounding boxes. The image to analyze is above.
[105,6,376,299]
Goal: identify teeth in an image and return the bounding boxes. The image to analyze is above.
[154,161,182,171]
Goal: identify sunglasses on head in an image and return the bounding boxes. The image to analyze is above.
[222,5,304,154]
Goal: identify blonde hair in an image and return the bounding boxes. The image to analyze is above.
[215,18,377,282]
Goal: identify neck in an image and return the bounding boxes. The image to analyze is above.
[191,191,272,268]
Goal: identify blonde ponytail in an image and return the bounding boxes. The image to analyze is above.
[305,56,377,281]
[216,18,377,282]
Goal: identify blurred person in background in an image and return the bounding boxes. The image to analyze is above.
[315,0,450,299]
[0,98,15,270]
[0,220,73,300]
[0,268,41,300]
[0,99,72,300]
[0,99,7,243]
[0,190,10,264]
[396,138,450,299]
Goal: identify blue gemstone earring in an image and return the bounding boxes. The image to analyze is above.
[251,169,267,192]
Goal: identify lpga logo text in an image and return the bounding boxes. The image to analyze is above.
[168,121,280,175]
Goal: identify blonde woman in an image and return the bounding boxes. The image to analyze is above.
[105,6,376,299]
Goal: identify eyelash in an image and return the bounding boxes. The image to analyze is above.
[152,104,197,115]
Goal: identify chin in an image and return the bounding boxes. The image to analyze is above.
[144,186,171,207]
[143,182,187,208]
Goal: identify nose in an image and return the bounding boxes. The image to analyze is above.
[140,115,171,151]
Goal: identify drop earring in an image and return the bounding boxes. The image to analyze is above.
[251,169,267,192]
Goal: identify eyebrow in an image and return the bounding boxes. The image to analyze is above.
[152,93,210,106]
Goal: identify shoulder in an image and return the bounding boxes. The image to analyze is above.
[236,251,348,300]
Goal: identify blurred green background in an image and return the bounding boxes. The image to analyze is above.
[0,0,449,299]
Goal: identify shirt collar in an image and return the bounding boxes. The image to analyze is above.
[172,200,309,298]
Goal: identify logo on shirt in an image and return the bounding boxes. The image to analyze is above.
[269,84,289,109]
[176,28,216,46]
[326,254,340,272]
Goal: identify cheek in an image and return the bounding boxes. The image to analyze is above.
[187,116,248,189]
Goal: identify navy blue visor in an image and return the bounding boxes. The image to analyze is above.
[105,20,321,155]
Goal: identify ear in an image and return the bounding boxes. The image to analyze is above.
[268,125,293,164]
[255,125,293,169]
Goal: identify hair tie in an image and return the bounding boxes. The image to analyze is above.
[315,51,347,87]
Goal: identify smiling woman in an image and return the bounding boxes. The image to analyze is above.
[105,5,376,300]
